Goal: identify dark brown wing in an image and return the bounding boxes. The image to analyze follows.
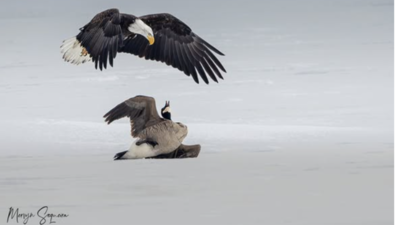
[103,96,163,137]
[75,8,135,70]
[119,13,226,84]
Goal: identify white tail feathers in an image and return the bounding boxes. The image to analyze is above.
[60,37,92,65]
[121,140,158,159]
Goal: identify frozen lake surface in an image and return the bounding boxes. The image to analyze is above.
[0,0,393,224]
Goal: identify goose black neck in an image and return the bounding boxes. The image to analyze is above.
[162,112,171,120]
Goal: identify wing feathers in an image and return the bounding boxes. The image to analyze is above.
[119,13,226,84]
[62,10,226,84]
[104,96,162,137]
[200,57,217,83]
[63,9,128,70]
[203,47,226,73]
[196,35,225,56]
[181,44,199,83]
[175,44,189,76]
[103,102,131,124]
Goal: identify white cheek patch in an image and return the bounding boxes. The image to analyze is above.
[162,106,171,114]
[60,37,92,65]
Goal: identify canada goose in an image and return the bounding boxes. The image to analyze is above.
[61,8,226,84]
[104,96,188,160]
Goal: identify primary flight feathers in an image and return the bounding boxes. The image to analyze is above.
[103,95,163,137]
[61,8,226,84]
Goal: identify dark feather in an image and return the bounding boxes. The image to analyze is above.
[66,9,226,84]
[104,96,163,137]
[119,13,226,84]
[75,9,134,71]
[114,150,128,160]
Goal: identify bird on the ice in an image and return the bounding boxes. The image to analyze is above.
[61,8,226,84]
[103,96,188,160]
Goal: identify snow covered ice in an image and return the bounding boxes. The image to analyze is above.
[0,0,393,224]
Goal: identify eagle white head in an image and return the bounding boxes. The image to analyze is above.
[128,19,155,45]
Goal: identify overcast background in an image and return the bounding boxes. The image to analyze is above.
[0,0,394,225]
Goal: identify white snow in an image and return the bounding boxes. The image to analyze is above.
[0,0,393,224]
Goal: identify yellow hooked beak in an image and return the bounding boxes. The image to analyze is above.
[147,35,155,45]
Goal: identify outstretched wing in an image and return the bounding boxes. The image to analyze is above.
[103,96,163,137]
[119,13,226,84]
[61,8,134,70]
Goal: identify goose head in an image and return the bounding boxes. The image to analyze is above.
[161,101,171,120]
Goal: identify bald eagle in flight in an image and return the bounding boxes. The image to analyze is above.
[61,8,226,84]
